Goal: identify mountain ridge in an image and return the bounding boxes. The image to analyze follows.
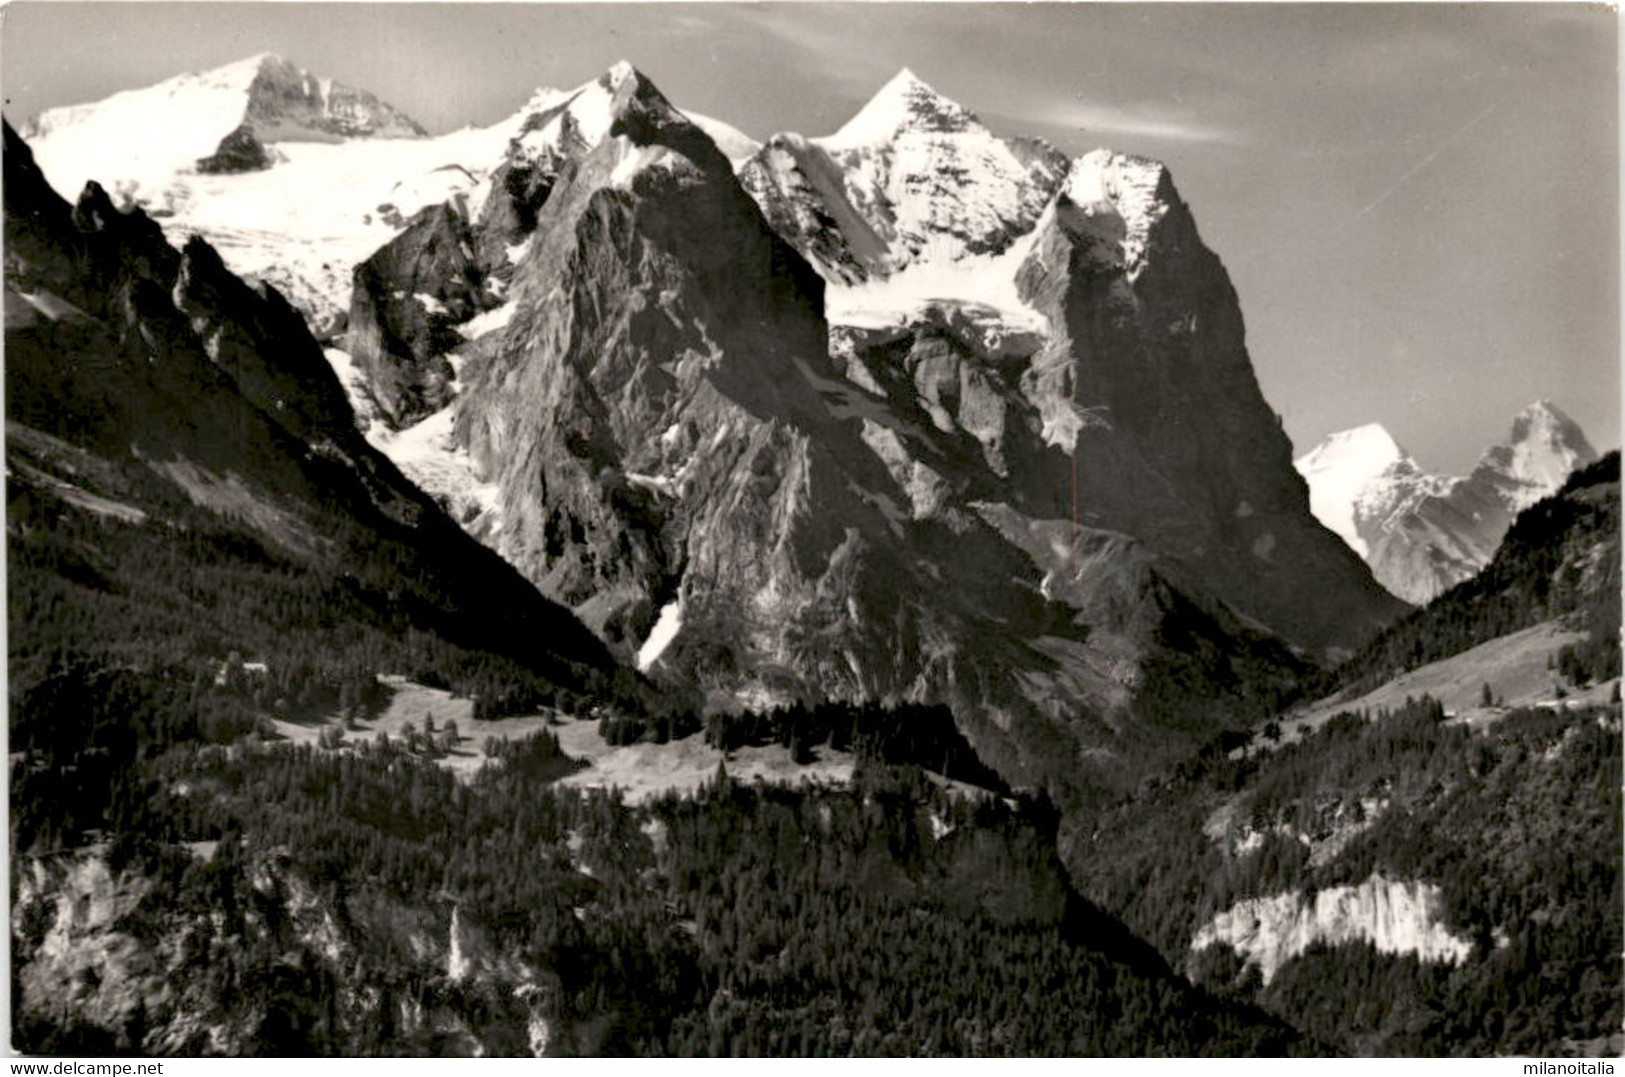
[4,117,628,716]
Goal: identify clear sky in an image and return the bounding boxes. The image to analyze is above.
[3,2,1617,472]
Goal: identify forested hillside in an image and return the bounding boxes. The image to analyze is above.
[1067,696,1620,1055]
[1063,461,1623,1055]
[14,737,1307,1056]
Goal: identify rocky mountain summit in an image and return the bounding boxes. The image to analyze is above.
[1296,401,1598,604]
[23,55,502,331]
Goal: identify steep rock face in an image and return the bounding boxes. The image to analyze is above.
[1189,876,1474,985]
[456,64,852,656]
[1008,149,1403,654]
[740,133,899,285]
[348,201,491,429]
[469,87,591,274]
[735,79,1401,659]
[344,70,692,429]
[170,232,361,446]
[238,53,426,141]
[1296,402,1599,604]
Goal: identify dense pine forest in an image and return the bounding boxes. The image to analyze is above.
[12,719,1307,1055]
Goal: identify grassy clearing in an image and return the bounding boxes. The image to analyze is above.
[270,675,561,781]
[1265,619,1617,750]
[272,675,856,797]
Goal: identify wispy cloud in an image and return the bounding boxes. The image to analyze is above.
[1008,99,1252,147]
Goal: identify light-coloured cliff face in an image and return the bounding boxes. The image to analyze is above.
[1189,875,1473,984]
[12,847,556,1055]
[14,854,166,1045]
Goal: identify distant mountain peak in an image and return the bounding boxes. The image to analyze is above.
[1507,398,1586,447]
[827,67,980,145]
[1519,397,1565,418]
[1294,422,1413,558]
[25,50,426,208]
[1477,398,1598,509]
[1314,422,1406,464]
[1297,402,1598,602]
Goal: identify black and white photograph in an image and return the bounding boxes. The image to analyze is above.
[3,0,1619,1058]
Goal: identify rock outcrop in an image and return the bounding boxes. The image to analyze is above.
[195,123,275,174]
[348,200,491,429]
[1188,875,1474,985]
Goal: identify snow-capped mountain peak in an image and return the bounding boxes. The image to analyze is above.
[25,51,427,208]
[1059,150,1178,277]
[825,67,980,147]
[739,65,1070,302]
[1299,423,1407,473]
[1294,423,1411,557]
[1475,398,1598,511]
[507,61,698,169]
